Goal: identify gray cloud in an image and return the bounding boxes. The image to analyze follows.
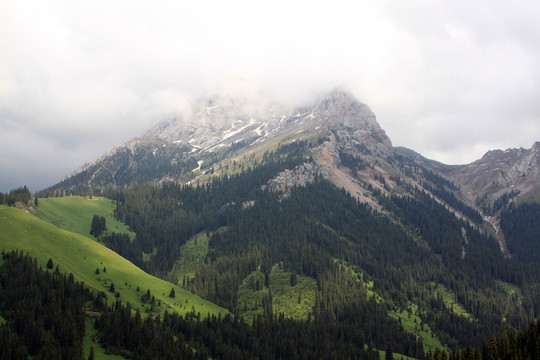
[1,0,539,191]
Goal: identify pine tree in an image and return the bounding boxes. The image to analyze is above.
[385,345,394,360]
[290,271,297,287]
[46,258,54,269]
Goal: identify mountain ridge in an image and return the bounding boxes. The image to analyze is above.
[16,89,540,354]
[44,88,540,228]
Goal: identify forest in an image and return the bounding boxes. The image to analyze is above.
[0,186,33,207]
[97,141,540,351]
[3,140,540,358]
[0,251,393,359]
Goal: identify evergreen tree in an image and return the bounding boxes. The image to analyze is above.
[385,344,393,360]
[290,271,297,287]
[90,215,107,238]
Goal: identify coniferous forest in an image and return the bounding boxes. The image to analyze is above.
[3,141,540,359]
[105,142,540,352]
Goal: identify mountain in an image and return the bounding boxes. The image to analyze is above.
[32,88,540,355]
[447,142,540,204]
[396,142,540,255]
[45,90,392,196]
[398,142,540,209]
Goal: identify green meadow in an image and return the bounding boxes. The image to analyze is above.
[237,264,317,323]
[175,231,210,282]
[390,303,448,353]
[83,319,127,360]
[35,196,135,240]
[0,204,225,319]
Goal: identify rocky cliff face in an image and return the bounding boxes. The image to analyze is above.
[141,89,393,158]
[317,90,393,158]
[48,89,394,195]
[445,142,540,204]
[44,87,539,230]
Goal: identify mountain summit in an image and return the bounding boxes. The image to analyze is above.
[31,88,540,353]
[45,88,539,226]
[49,89,392,194]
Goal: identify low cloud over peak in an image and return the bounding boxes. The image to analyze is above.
[1,0,539,191]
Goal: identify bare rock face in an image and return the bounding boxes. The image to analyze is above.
[142,89,393,158]
[317,90,394,158]
[48,88,396,196]
[262,90,394,207]
[263,162,328,194]
[446,142,540,203]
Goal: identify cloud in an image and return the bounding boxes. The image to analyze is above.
[1,0,539,191]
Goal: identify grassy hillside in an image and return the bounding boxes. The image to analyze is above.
[83,320,127,360]
[237,264,317,323]
[0,205,226,318]
[35,196,135,240]
[336,259,447,352]
[175,231,210,282]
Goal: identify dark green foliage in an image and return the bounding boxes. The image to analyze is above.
[385,345,393,360]
[94,299,385,360]
[0,186,32,206]
[89,215,106,238]
[95,268,100,275]
[290,271,297,287]
[141,289,151,303]
[92,139,540,352]
[101,233,142,267]
[0,325,28,359]
[41,141,197,195]
[450,319,540,360]
[339,150,366,174]
[478,189,520,215]
[169,288,175,298]
[419,170,482,224]
[109,282,115,293]
[0,251,92,359]
[500,202,540,263]
[46,258,54,269]
[110,140,310,275]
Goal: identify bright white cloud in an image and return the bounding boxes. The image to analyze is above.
[1,0,539,191]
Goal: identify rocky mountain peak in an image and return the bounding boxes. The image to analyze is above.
[48,88,397,195]
[316,89,393,158]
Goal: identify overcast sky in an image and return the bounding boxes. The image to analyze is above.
[1,0,539,192]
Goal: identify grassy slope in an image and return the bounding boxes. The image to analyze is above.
[431,283,474,320]
[35,196,135,240]
[83,319,126,360]
[336,259,447,353]
[175,232,210,282]
[390,304,448,353]
[0,205,226,318]
[237,264,317,323]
